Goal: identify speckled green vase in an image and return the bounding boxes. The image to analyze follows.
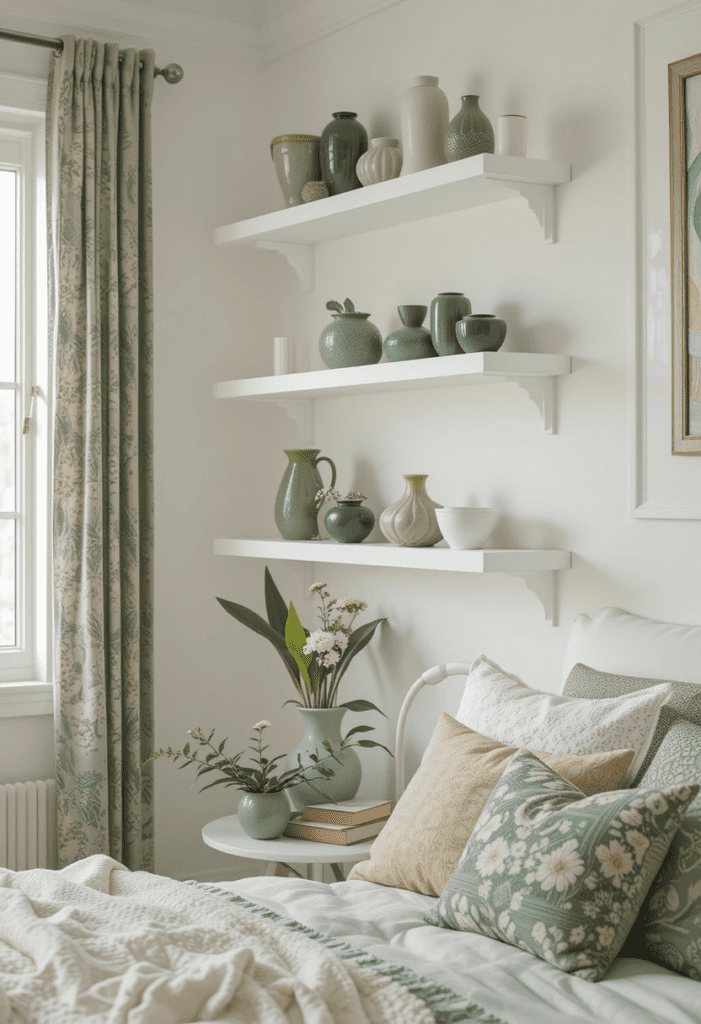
[285,707,362,810]
[445,95,495,161]
[275,449,337,541]
[237,791,291,839]
[324,498,375,543]
[383,305,436,361]
[319,311,382,369]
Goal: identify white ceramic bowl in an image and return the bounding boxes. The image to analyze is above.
[435,507,499,550]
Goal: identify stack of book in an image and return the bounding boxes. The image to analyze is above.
[283,799,392,845]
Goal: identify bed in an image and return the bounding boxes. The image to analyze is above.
[0,606,700,1023]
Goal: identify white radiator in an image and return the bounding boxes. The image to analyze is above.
[0,780,57,870]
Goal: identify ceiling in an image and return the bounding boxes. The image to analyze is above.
[137,0,310,27]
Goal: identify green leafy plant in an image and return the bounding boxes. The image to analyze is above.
[216,569,391,756]
[153,721,351,796]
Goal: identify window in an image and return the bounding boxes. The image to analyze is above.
[0,79,52,714]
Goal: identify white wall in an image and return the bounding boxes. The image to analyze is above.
[1,0,700,882]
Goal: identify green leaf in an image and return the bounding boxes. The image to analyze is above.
[355,739,394,756]
[340,698,387,717]
[333,618,386,687]
[264,566,289,637]
[216,596,300,684]
[343,297,355,311]
[326,300,343,312]
[285,602,313,693]
[343,724,375,739]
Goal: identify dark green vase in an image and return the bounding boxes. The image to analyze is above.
[320,111,368,195]
[455,314,507,353]
[429,292,472,356]
[325,499,375,543]
[383,304,436,361]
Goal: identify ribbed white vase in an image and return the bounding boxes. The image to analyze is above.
[400,76,449,176]
[379,474,443,547]
[356,137,403,186]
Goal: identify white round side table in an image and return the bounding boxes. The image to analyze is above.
[202,814,374,882]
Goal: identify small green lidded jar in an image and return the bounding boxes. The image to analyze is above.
[319,297,382,369]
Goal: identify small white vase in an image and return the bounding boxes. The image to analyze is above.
[356,137,403,186]
[496,115,527,157]
[380,474,443,547]
[400,76,449,176]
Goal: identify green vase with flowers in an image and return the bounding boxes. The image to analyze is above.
[216,569,390,808]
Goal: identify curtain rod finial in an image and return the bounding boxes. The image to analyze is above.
[158,63,183,84]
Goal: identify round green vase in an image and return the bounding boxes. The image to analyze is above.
[319,311,382,369]
[238,791,291,839]
[324,498,375,543]
[285,707,361,811]
[455,314,507,353]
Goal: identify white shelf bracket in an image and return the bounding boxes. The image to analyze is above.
[514,571,557,626]
[255,241,315,290]
[511,376,556,433]
[278,398,314,445]
[514,183,557,243]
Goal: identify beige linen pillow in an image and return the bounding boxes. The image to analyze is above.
[347,714,634,897]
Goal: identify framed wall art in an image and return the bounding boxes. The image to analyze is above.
[633,3,701,518]
[669,50,701,454]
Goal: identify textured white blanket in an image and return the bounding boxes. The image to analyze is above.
[0,856,434,1024]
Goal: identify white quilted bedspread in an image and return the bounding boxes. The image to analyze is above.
[0,856,434,1024]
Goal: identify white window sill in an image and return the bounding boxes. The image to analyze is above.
[0,683,53,717]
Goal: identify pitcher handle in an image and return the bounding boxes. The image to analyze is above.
[314,456,337,491]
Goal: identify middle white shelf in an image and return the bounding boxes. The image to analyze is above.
[214,350,571,435]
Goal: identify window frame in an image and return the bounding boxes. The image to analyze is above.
[0,75,52,716]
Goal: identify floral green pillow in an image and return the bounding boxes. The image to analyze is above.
[426,749,699,982]
[627,720,701,978]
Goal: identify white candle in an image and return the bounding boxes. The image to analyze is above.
[273,336,293,375]
[496,115,527,158]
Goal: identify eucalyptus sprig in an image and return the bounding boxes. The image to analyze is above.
[153,721,352,796]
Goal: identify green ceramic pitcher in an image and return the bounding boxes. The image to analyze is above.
[275,449,337,541]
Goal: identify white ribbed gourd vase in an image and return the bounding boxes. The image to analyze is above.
[379,474,443,547]
[356,137,403,186]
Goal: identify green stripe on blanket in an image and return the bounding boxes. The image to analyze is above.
[189,882,507,1024]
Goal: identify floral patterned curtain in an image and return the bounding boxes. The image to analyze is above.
[47,37,155,869]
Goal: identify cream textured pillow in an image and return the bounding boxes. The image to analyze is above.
[347,714,634,897]
[456,656,669,785]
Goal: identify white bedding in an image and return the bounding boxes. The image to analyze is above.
[222,874,701,1024]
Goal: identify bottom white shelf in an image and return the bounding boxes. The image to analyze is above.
[213,538,571,625]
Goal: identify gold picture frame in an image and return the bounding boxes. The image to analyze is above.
[669,51,701,454]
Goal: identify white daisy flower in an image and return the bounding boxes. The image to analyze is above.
[595,839,633,887]
[476,837,509,877]
[535,839,585,893]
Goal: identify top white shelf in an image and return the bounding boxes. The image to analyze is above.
[215,154,571,252]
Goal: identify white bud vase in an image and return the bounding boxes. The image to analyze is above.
[379,474,443,547]
[400,76,449,176]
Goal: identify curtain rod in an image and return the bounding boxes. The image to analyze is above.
[0,27,184,83]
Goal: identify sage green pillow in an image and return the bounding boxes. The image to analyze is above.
[562,663,701,783]
[628,720,701,978]
[427,749,699,982]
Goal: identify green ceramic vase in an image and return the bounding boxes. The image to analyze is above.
[319,311,382,369]
[324,498,375,543]
[320,111,368,195]
[445,95,495,161]
[455,314,507,353]
[429,292,472,356]
[383,304,436,361]
[238,791,291,840]
[285,707,362,810]
[275,449,337,541]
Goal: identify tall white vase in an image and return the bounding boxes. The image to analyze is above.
[400,76,449,176]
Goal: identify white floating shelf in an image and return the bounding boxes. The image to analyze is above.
[214,538,571,625]
[214,351,571,434]
[215,154,571,288]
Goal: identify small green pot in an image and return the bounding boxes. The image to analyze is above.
[455,314,507,353]
[238,791,291,839]
[325,499,375,543]
[319,311,382,369]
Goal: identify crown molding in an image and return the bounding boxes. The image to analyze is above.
[259,0,407,62]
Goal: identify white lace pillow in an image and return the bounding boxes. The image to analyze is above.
[455,656,669,785]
